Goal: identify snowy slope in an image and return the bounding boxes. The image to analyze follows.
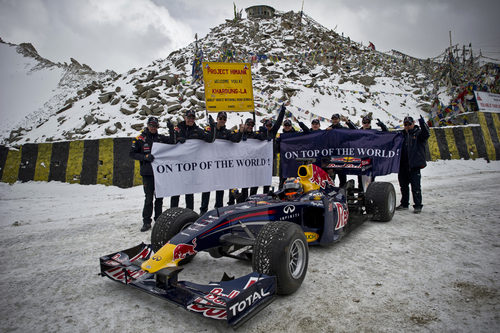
[0,159,499,332]
[0,40,115,145]
[0,42,63,135]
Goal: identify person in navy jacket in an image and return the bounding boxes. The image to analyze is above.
[396,115,430,214]
[129,117,173,232]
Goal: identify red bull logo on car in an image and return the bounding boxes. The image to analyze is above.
[173,238,197,260]
[309,164,334,189]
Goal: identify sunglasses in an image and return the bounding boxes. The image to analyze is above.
[404,122,412,126]
[218,117,227,120]
[246,123,255,126]
[362,120,371,124]
[284,123,291,126]
[187,116,195,119]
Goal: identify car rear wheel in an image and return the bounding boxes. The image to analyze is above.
[252,221,308,295]
[365,182,396,222]
[151,207,199,264]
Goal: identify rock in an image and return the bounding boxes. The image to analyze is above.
[358,76,376,86]
[155,74,178,87]
[96,117,109,124]
[141,105,152,115]
[110,97,120,105]
[84,115,95,125]
[56,103,73,114]
[105,126,118,135]
[114,122,122,129]
[146,89,160,99]
[115,86,121,93]
[65,97,76,105]
[134,83,154,96]
[185,89,195,97]
[120,107,136,115]
[195,90,205,100]
[174,57,185,68]
[131,123,143,131]
[127,99,139,107]
[98,92,116,103]
[167,104,182,113]
[165,99,179,106]
[151,106,164,115]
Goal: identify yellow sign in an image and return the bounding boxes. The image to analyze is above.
[202,62,254,112]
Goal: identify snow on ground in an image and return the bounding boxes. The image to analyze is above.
[1,159,499,332]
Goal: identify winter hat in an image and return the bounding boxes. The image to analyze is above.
[147,117,159,126]
[311,119,320,125]
[245,118,255,126]
[185,109,196,117]
[403,116,414,123]
[283,119,292,126]
[331,113,340,119]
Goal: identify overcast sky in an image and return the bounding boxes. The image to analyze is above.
[1,0,499,73]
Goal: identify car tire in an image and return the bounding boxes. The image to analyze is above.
[365,182,396,222]
[151,207,199,264]
[252,221,308,295]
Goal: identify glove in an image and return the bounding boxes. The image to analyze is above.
[166,120,174,132]
[144,154,155,162]
[178,137,186,144]
[280,103,286,113]
[376,118,384,127]
[208,115,216,127]
[419,115,425,122]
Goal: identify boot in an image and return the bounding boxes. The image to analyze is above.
[396,205,409,211]
[140,223,151,232]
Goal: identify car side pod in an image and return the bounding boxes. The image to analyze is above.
[100,243,277,328]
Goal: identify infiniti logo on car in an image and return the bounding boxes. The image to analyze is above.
[283,205,296,214]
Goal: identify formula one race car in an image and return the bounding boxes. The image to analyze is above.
[100,157,395,327]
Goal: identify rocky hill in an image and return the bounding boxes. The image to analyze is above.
[0,38,116,145]
[2,9,487,147]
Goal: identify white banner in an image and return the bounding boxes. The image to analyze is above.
[474,91,500,113]
[151,139,273,197]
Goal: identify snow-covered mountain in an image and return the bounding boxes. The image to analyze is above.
[1,10,462,147]
[0,38,116,145]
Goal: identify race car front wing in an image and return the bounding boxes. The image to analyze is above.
[99,243,276,328]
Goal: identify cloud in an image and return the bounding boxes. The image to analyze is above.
[0,0,194,73]
[1,0,499,72]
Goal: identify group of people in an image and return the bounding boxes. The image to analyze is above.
[130,107,429,232]
[130,105,285,232]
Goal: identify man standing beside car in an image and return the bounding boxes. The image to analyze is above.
[397,115,430,214]
[129,116,173,232]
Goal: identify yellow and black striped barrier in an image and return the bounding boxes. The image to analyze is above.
[426,112,500,161]
[1,112,499,187]
[0,137,139,187]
